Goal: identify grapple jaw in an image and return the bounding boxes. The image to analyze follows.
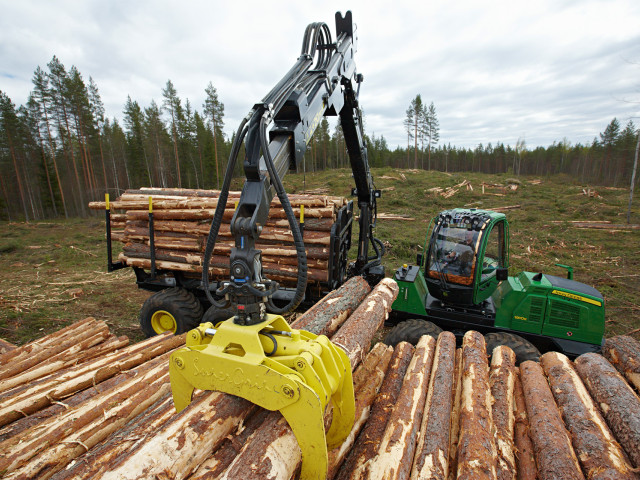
[169,314,355,479]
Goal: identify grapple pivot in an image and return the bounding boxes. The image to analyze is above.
[169,314,355,480]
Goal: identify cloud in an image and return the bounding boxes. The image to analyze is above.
[1,0,638,150]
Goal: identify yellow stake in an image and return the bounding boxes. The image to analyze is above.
[105,193,110,211]
[149,196,153,213]
[300,204,304,223]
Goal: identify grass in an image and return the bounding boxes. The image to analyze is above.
[1,168,638,345]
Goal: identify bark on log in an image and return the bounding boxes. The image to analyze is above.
[0,333,127,394]
[360,335,436,480]
[48,394,177,480]
[540,351,638,480]
[327,344,393,479]
[0,317,99,366]
[411,331,457,480]
[447,347,463,480]
[292,276,371,336]
[456,331,498,480]
[0,332,184,427]
[490,346,517,480]
[0,352,172,476]
[520,360,584,480]
[0,355,154,443]
[335,342,415,480]
[575,352,640,468]
[187,407,270,480]
[332,278,399,369]
[0,338,16,354]
[2,365,172,480]
[603,335,640,392]
[512,370,536,480]
[118,255,329,284]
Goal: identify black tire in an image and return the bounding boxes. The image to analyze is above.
[383,319,443,348]
[485,332,541,364]
[202,306,235,325]
[140,288,204,337]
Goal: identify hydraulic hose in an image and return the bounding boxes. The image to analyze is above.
[201,113,251,308]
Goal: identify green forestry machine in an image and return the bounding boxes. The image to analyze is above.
[387,208,605,362]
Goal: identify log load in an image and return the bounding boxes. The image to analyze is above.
[456,331,497,480]
[540,351,638,480]
[411,331,457,480]
[512,370,536,480]
[335,341,415,480]
[490,346,517,480]
[575,352,640,468]
[90,188,350,287]
[7,311,640,480]
[602,335,640,392]
[520,360,584,480]
[361,334,436,480]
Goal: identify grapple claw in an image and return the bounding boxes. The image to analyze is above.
[169,314,355,480]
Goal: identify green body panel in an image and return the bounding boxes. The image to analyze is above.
[493,271,604,345]
[392,267,428,315]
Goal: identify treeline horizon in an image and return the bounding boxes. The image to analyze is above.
[0,57,638,221]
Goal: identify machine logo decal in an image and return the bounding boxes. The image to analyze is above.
[551,289,602,307]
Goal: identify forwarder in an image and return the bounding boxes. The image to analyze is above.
[387,208,605,362]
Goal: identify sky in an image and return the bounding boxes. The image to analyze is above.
[1,0,639,150]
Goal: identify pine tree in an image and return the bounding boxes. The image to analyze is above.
[162,80,182,187]
[0,91,29,220]
[203,82,225,188]
[425,102,439,170]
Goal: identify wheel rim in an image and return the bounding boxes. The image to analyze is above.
[150,310,177,334]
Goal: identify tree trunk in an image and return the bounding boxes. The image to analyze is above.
[603,335,640,391]
[512,371,536,480]
[490,346,517,480]
[541,351,637,479]
[327,344,393,479]
[575,352,640,468]
[520,360,584,480]
[361,335,436,480]
[456,331,497,480]
[335,341,415,480]
[627,130,639,223]
[411,332,456,480]
[447,348,463,480]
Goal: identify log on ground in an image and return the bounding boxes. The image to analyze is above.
[411,331,457,480]
[456,331,497,480]
[520,360,584,480]
[575,352,640,468]
[335,341,415,480]
[512,370,536,480]
[540,351,638,480]
[490,346,517,480]
[362,334,436,480]
[603,335,640,392]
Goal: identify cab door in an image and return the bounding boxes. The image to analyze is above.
[474,219,509,304]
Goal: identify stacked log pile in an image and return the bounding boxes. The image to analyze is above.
[88,187,349,287]
[2,307,640,479]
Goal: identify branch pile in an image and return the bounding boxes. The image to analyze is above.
[88,187,349,287]
[3,308,640,479]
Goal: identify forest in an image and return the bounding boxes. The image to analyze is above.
[0,56,638,221]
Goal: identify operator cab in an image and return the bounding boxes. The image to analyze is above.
[424,209,509,306]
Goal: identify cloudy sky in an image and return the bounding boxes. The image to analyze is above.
[1,0,639,149]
